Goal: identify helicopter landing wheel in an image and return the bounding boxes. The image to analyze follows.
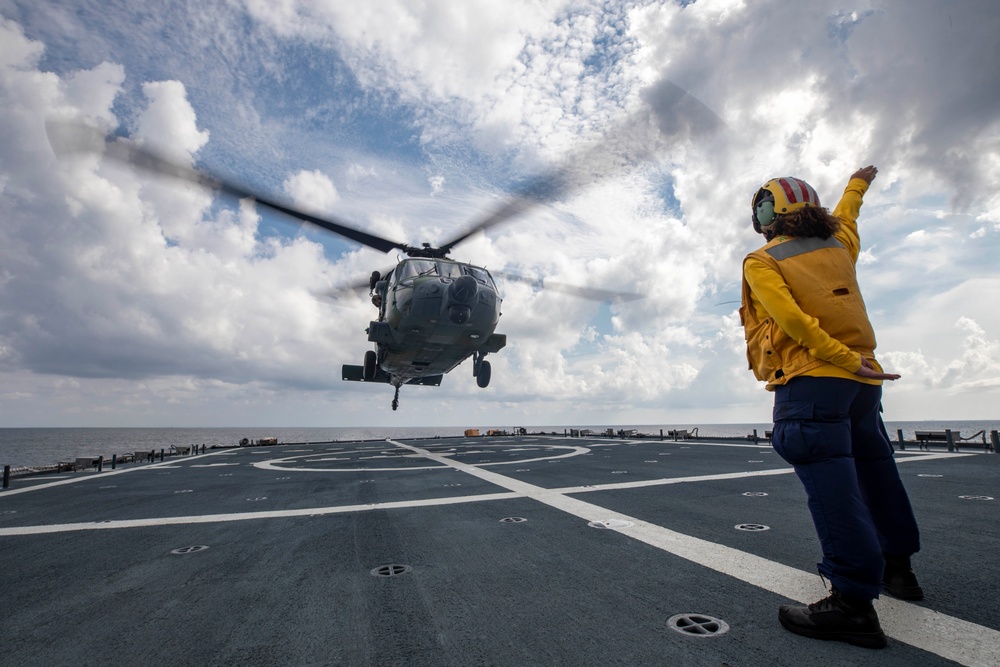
[392,385,400,411]
[363,350,377,380]
[476,360,491,388]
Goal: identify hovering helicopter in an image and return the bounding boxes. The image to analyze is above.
[342,257,506,410]
[46,120,641,410]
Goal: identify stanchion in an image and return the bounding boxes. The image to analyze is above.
[2,465,10,489]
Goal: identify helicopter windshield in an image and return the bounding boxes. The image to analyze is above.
[395,259,439,283]
[464,265,496,288]
[393,259,496,288]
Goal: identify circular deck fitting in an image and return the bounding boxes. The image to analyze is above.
[174,489,193,494]
[918,474,943,478]
[735,523,770,531]
[666,613,730,637]
[741,492,769,497]
[371,564,412,577]
[959,495,994,501]
[499,517,527,523]
[275,476,291,480]
[611,470,628,474]
[588,519,634,529]
[246,497,268,502]
[171,545,209,555]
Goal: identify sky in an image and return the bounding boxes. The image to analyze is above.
[1,0,999,428]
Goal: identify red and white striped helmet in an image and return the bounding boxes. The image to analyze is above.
[751,177,821,234]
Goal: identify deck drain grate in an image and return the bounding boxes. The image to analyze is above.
[588,519,634,529]
[667,613,730,637]
[500,517,527,523]
[742,492,769,497]
[959,495,994,501]
[371,564,412,577]
[171,545,209,555]
[735,523,770,531]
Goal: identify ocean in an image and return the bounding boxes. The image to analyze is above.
[1,420,997,469]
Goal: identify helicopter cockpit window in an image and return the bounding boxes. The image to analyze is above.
[437,262,464,279]
[465,266,496,288]
[395,259,438,284]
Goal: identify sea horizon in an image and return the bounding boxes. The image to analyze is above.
[2,419,997,469]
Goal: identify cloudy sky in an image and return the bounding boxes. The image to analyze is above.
[1,0,998,428]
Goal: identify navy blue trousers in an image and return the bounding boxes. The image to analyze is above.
[772,376,920,600]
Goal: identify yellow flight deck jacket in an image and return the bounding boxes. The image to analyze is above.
[740,177,884,389]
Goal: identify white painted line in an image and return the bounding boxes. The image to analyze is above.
[0,449,237,498]
[0,492,521,536]
[387,440,997,667]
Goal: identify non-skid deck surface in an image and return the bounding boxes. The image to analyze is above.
[2,436,997,666]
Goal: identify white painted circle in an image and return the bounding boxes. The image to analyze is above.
[253,444,590,473]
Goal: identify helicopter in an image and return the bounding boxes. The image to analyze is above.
[46,119,642,410]
[341,257,506,410]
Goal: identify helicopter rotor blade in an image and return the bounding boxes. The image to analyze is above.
[434,171,568,257]
[45,119,411,256]
[493,270,643,303]
[434,80,724,257]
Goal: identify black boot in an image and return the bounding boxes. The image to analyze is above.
[778,588,887,649]
[883,554,923,600]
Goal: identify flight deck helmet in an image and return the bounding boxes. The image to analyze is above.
[751,176,821,235]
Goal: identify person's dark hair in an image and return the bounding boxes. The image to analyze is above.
[771,206,841,239]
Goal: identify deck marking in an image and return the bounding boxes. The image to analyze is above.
[388,440,998,667]
[1,440,992,664]
[0,450,237,497]
[251,443,589,472]
[0,492,521,535]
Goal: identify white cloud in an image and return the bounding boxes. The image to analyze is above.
[283,169,339,213]
[2,2,1000,426]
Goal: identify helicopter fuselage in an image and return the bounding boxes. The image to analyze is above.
[342,258,506,401]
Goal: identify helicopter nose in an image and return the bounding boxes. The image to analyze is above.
[448,275,478,303]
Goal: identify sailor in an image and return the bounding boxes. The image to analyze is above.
[740,166,922,649]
